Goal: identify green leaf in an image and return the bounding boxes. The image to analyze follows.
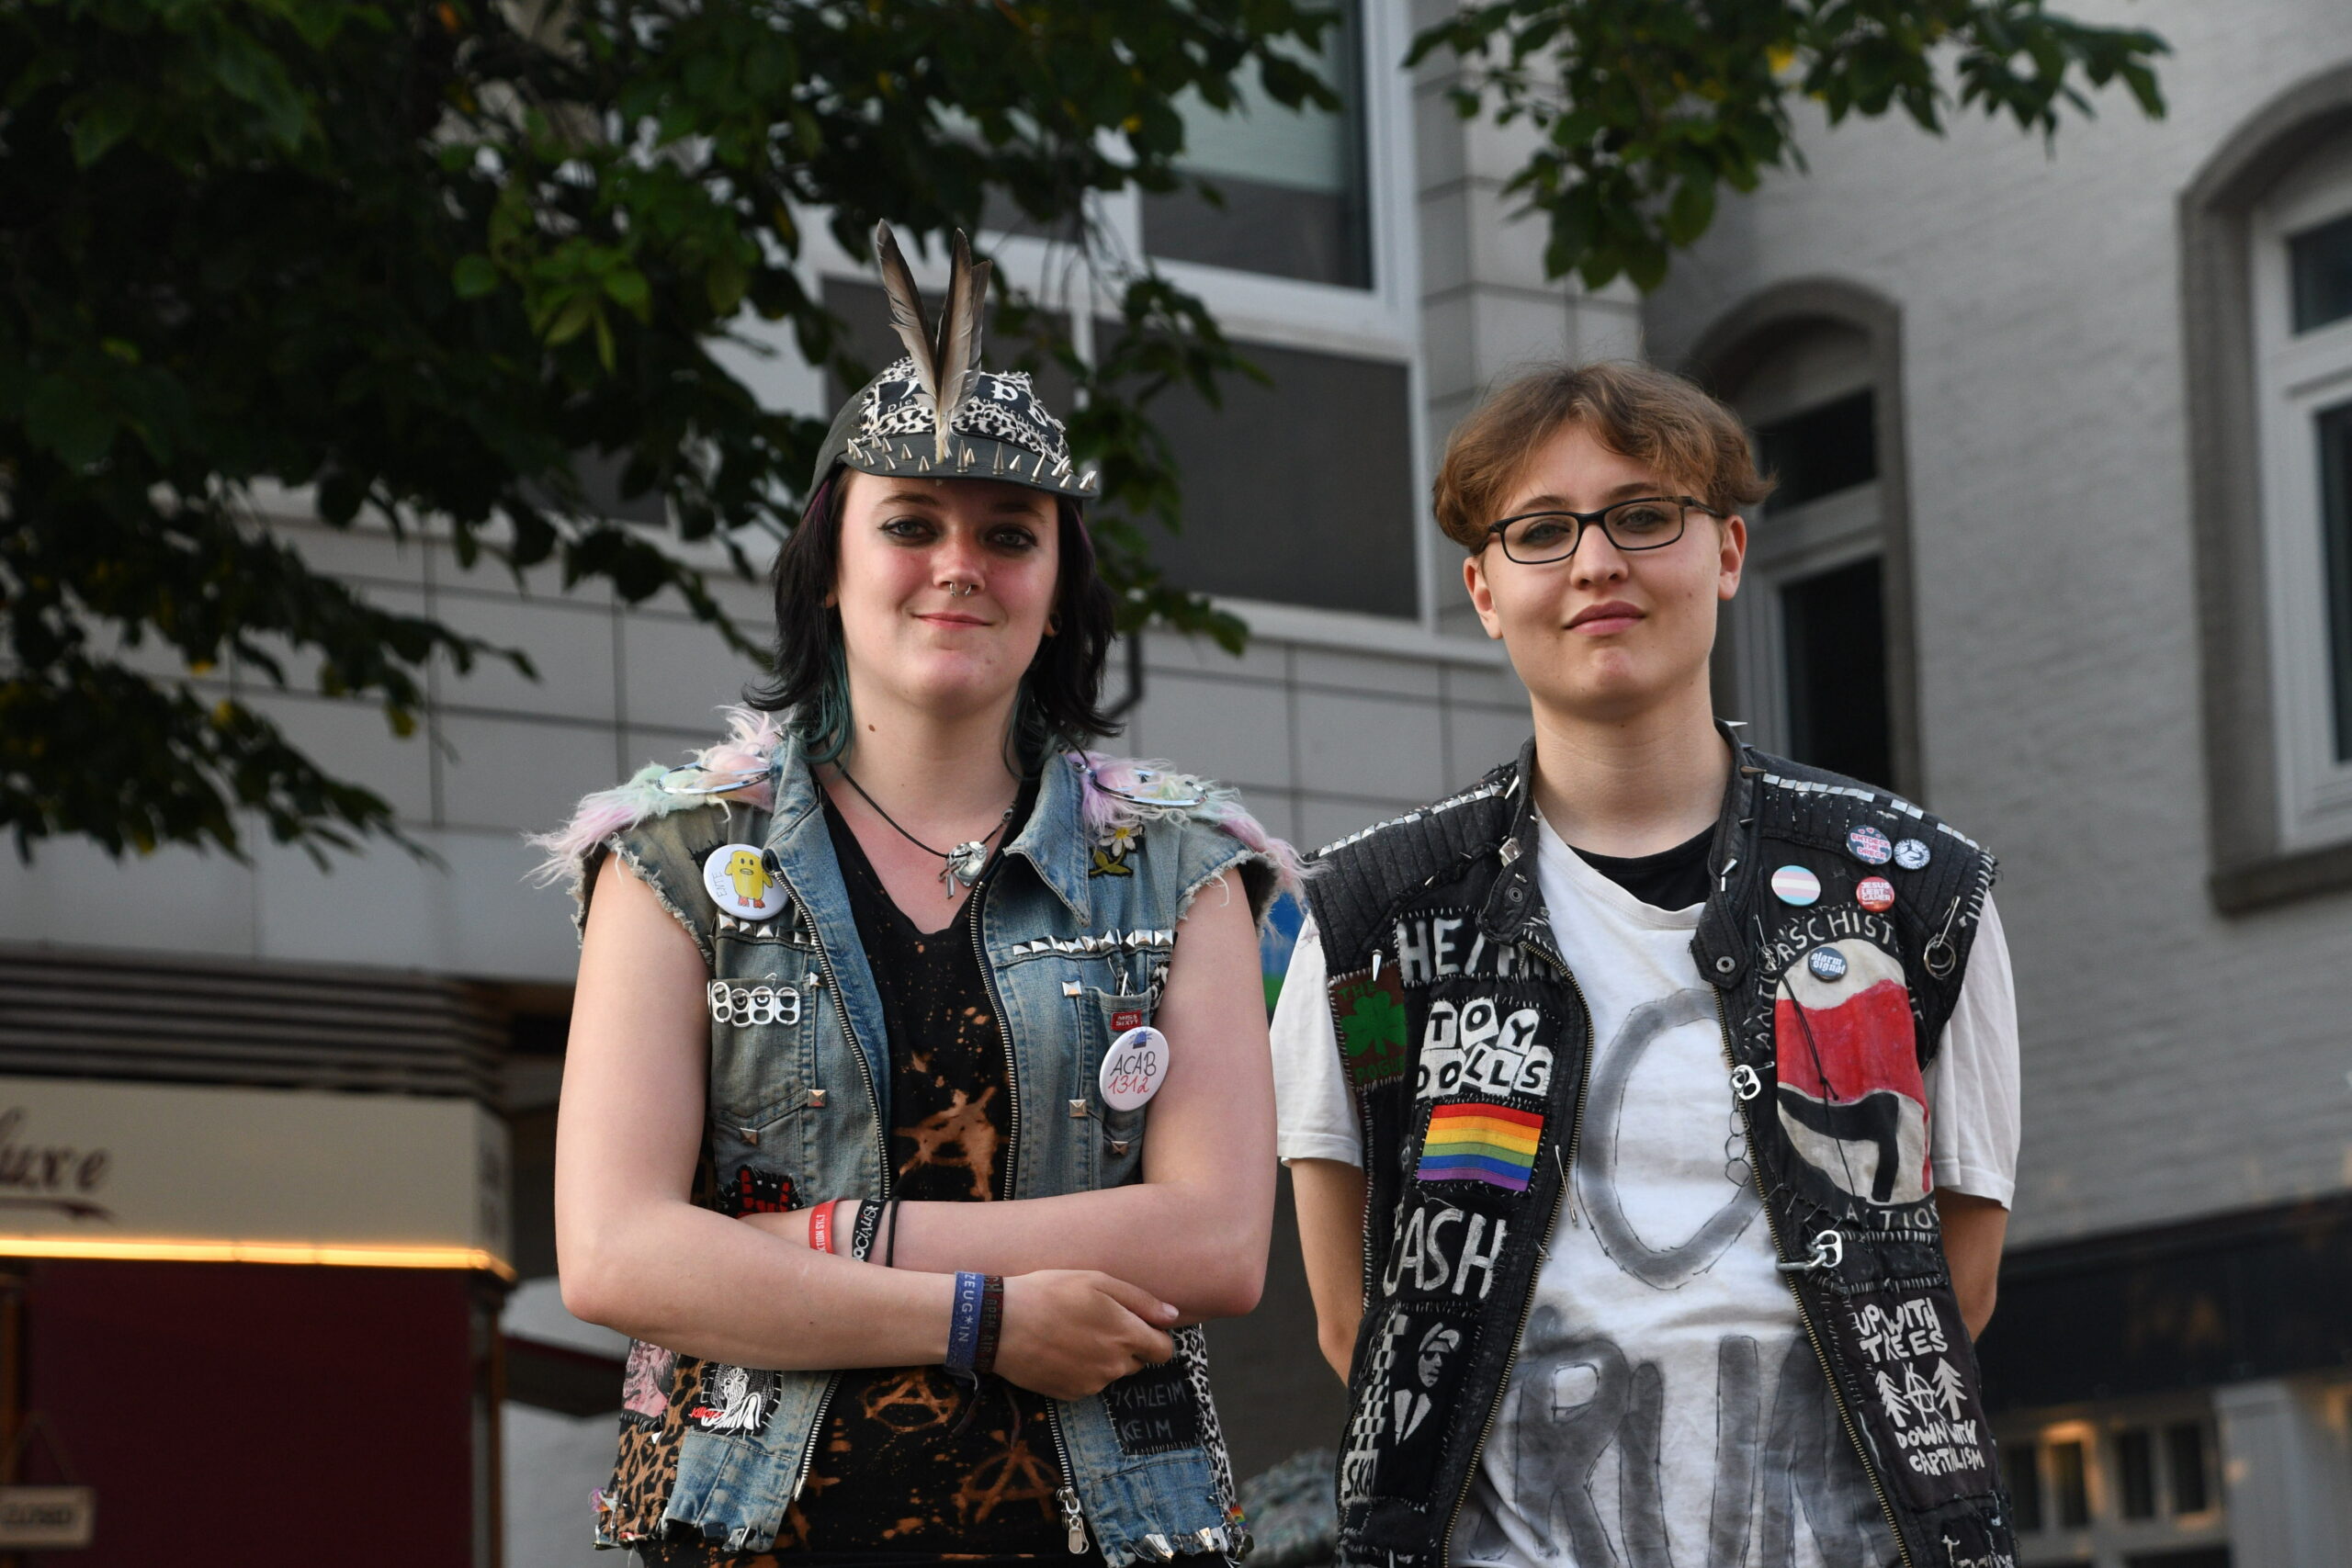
[70,96,136,167]
[452,254,500,299]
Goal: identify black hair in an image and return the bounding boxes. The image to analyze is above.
[745,467,1121,765]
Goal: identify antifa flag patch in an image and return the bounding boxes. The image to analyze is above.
[1774,941,1930,1206]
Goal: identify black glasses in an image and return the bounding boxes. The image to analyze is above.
[1484,496,1714,563]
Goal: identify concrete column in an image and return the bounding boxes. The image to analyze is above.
[1407,0,1643,635]
[2213,1377,2352,1568]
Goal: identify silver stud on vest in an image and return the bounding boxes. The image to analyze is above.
[807,1089,828,1109]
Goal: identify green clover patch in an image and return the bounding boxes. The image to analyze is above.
[1332,971,1409,1089]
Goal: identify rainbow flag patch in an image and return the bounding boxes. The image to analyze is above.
[1417,1102,1544,1191]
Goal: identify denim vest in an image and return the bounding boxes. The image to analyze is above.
[562,732,1285,1563]
[1305,732,2014,1568]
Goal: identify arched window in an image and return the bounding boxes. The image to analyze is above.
[1687,287,1920,798]
[2183,64,2352,910]
[2252,132,2352,851]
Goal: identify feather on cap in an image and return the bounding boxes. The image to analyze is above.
[872,221,993,462]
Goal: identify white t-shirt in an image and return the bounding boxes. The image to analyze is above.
[1272,815,2019,1568]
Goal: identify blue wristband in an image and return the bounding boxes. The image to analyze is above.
[944,1270,988,1381]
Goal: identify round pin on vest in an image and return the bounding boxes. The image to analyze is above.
[704,843,789,921]
[1894,837,1931,872]
[1099,1025,1169,1111]
[1770,865,1822,907]
[1855,875,1896,913]
[1807,946,1849,981]
[1847,825,1893,865]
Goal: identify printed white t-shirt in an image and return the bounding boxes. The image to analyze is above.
[1271,813,2019,1568]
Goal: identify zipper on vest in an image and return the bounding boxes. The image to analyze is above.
[765,860,892,1192]
[1711,985,1917,1568]
[765,854,888,1521]
[968,881,1089,1553]
[1049,1412,1090,1554]
[968,882,1022,1202]
[1439,938,1589,1568]
[788,1371,846,1506]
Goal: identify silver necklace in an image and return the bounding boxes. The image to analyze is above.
[835,766,1015,890]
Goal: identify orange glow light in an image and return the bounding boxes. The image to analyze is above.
[0,1236,515,1281]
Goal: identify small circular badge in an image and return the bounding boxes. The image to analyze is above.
[1894,838,1932,872]
[704,843,789,922]
[1847,825,1893,865]
[1806,946,1849,981]
[1770,865,1822,907]
[1099,1025,1170,1111]
[1855,875,1896,913]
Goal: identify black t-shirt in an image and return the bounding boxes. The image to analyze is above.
[768,784,1069,1564]
[1569,825,1714,911]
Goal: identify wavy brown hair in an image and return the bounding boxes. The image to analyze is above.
[1432,360,1773,551]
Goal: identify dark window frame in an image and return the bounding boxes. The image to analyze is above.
[1682,281,1927,804]
[2180,62,2352,913]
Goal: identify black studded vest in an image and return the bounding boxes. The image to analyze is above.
[1304,731,2015,1568]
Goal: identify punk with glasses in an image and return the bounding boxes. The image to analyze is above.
[1274,361,2022,1568]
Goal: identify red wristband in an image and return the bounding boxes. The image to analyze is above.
[808,1198,842,1256]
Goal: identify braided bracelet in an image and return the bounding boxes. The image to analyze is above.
[944,1270,989,1381]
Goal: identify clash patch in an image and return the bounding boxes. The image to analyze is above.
[1329,963,1410,1090]
[1380,1195,1512,1303]
[1773,939,1930,1207]
[1102,1350,1203,1456]
[1417,1102,1543,1192]
[1826,1287,1999,1514]
[1415,994,1555,1102]
[686,1362,780,1435]
[718,1166,798,1218]
[619,1339,677,1424]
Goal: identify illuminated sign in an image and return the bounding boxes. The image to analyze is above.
[0,1487,94,1549]
[0,1077,511,1279]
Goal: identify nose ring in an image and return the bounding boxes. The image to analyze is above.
[946,581,977,598]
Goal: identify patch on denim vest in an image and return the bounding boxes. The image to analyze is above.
[687,1362,780,1435]
[1102,1355,1202,1456]
[620,1340,677,1425]
[718,1165,797,1217]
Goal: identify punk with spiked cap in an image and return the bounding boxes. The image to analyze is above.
[809,223,1101,501]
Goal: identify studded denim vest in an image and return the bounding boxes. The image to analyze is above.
[1303,731,2015,1568]
[563,733,1284,1563]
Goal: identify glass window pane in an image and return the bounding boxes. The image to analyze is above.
[1780,556,1894,788]
[2115,1427,2157,1518]
[2290,209,2352,333]
[2049,1438,2091,1529]
[2166,1421,2211,1515]
[2004,1439,2044,1532]
[2319,400,2352,761]
[1755,389,1878,509]
[1142,3,1371,288]
[1097,324,1418,616]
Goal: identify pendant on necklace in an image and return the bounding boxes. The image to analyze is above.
[944,840,991,888]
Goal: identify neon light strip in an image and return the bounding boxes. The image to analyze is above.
[0,1237,515,1280]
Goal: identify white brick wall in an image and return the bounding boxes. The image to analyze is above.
[1643,0,2352,1248]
